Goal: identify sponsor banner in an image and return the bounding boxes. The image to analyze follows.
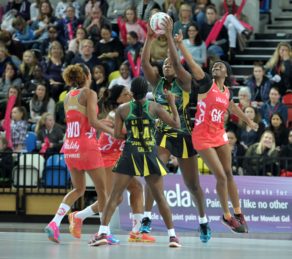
[119,176,292,232]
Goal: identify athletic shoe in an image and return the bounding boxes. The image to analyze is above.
[106,234,120,245]
[128,231,156,242]
[234,213,248,233]
[221,215,246,233]
[169,236,181,248]
[68,211,83,238]
[88,233,108,247]
[199,222,211,243]
[44,221,60,243]
[139,217,152,233]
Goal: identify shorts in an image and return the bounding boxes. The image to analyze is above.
[113,145,168,177]
[155,131,197,158]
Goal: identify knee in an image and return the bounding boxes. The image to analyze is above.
[226,170,234,182]
[128,181,143,197]
[185,181,200,194]
[216,174,227,186]
[73,187,85,197]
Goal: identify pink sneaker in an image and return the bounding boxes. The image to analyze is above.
[44,221,60,243]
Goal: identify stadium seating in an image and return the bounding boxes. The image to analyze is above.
[24,131,37,152]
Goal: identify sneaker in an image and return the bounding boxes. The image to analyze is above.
[106,234,120,245]
[199,223,211,243]
[139,217,152,233]
[221,215,246,233]
[44,221,60,243]
[88,233,108,247]
[68,211,83,238]
[169,236,181,248]
[128,231,156,242]
[234,213,248,233]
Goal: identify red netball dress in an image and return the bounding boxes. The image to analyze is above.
[61,89,104,170]
[192,82,230,151]
[98,131,125,168]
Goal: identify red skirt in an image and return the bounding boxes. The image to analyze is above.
[101,151,122,168]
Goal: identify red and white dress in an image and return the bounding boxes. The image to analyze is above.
[192,82,230,151]
[61,89,104,170]
[98,132,125,168]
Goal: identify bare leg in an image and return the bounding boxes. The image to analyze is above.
[145,175,173,229]
[101,173,132,225]
[127,178,144,213]
[216,144,240,209]
[198,148,230,215]
[178,156,206,217]
[87,168,108,213]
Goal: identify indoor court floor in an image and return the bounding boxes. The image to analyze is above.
[0,223,291,259]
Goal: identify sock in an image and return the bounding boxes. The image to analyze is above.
[198,215,208,224]
[167,228,176,238]
[132,213,143,233]
[223,212,232,221]
[144,211,152,220]
[75,205,95,221]
[234,207,242,215]
[52,203,70,226]
[98,225,109,235]
[99,212,103,221]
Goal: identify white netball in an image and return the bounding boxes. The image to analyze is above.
[149,12,170,35]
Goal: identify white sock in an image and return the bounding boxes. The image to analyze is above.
[75,205,95,221]
[52,203,70,226]
[99,212,103,221]
[167,228,176,238]
[98,225,109,235]
[144,211,152,219]
[198,215,208,224]
[132,213,143,233]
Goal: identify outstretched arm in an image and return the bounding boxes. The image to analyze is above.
[175,30,205,81]
[141,24,160,87]
[163,16,192,92]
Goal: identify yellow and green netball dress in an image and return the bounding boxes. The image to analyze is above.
[113,100,169,177]
[153,78,196,158]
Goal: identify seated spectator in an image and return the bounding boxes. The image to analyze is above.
[108,62,132,89]
[59,5,82,44]
[0,45,20,78]
[30,0,41,22]
[106,0,133,22]
[0,62,22,97]
[83,6,111,43]
[67,26,88,55]
[136,0,161,21]
[0,30,24,60]
[6,0,31,21]
[150,34,168,65]
[244,130,279,176]
[0,85,22,120]
[162,0,184,22]
[173,3,193,38]
[22,64,49,97]
[179,22,207,67]
[266,112,289,149]
[71,39,100,72]
[124,31,143,78]
[95,24,124,73]
[244,61,271,108]
[260,87,288,127]
[200,5,229,60]
[227,130,246,175]
[238,106,265,149]
[11,16,35,45]
[19,50,38,87]
[10,106,28,152]
[82,0,109,18]
[91,64,108,98]
[29,84,55,124]
[40,24,66,56]
[191,0,213,29]
[117,6,146,45]
[230,86,251,124]
[265,42,292,96]
[41,41,65,101]
[0,136,13,187]
[35,112,64,154]
[279,129,292,173]
[55,0,81,19]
